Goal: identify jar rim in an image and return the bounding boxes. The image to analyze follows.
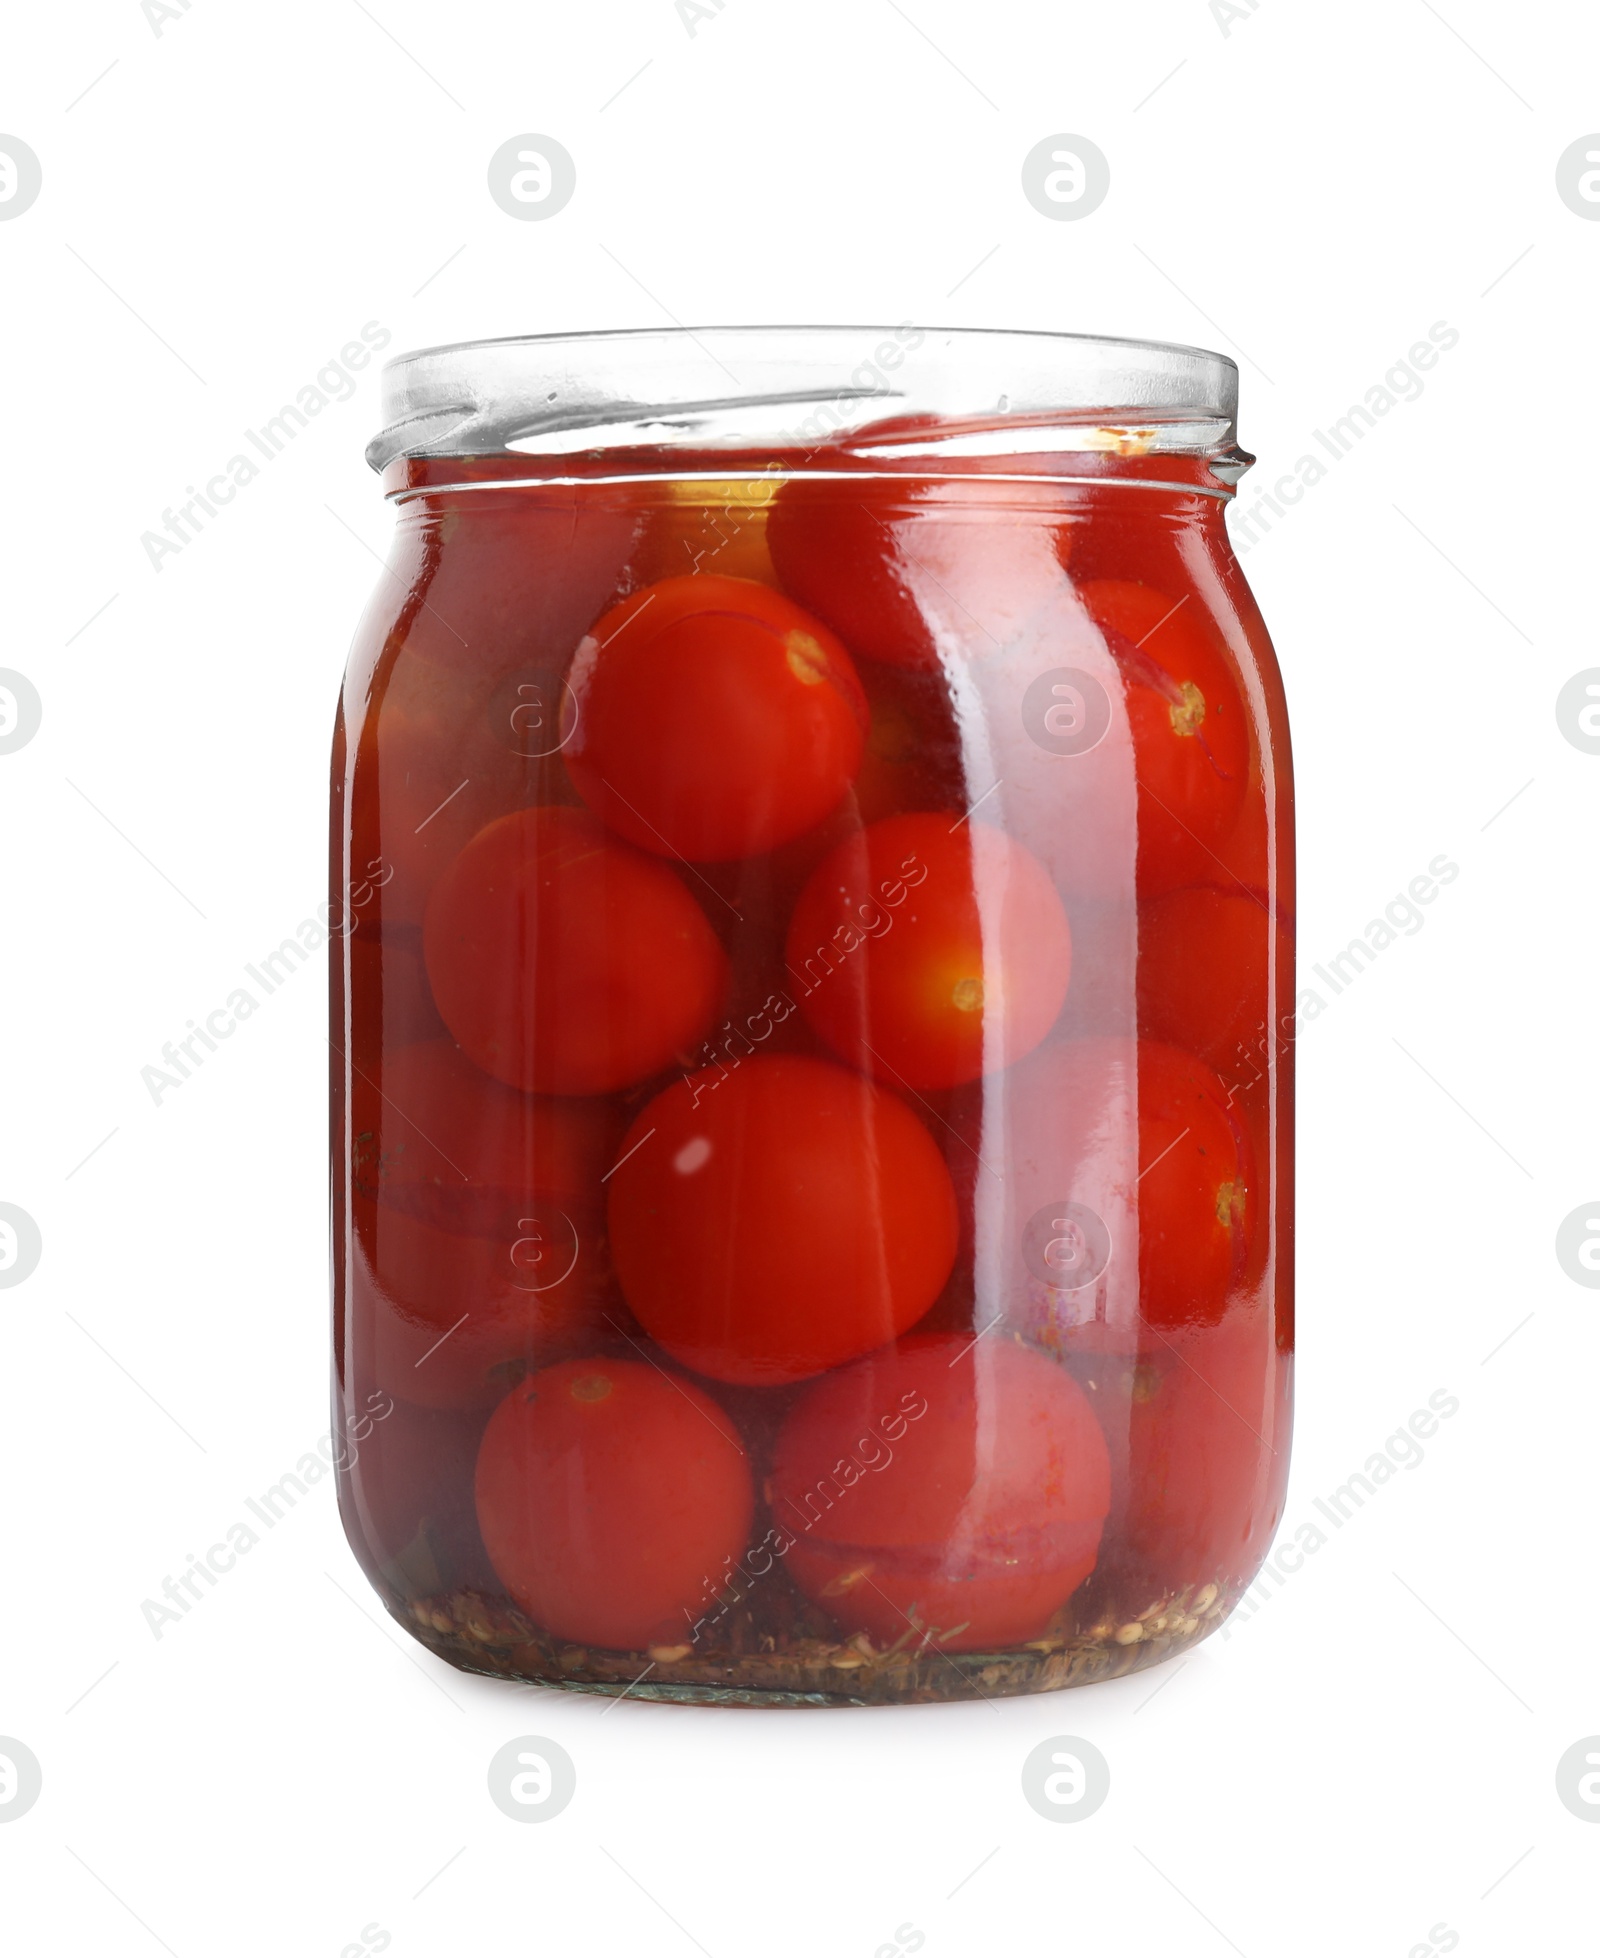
[366,325,1246,480]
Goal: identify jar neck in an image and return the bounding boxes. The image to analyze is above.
[379,446,1248,505]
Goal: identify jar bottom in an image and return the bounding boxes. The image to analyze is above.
[389,1578,1240,1707]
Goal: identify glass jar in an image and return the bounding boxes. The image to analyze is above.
[331,327,1294,1706]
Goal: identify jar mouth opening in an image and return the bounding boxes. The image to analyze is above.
[367,325,1250,488]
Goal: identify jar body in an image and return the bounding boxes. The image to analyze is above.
[332,444,1294,1704]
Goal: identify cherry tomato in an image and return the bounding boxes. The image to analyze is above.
[385,494,641,683]
[347,492,638,927]
[354,1204,606,1410]
[564,574,867,863]
[768,479,1074,672]
[949,1036,1142,1360]
[785,812,1072,1091]
[947,1035,1260,1350]
[1137,1041,1254,1331]
[1052,488,1186,593]
[1078,580,1249,895]
[350,651,583,929]
[768,484,935,669]
[1136,799,1290,1321]
[474,1357,754,1651]
[1138,884,1292,1081]
[850,663,966,826]
[423,806,728,1094]
[1211,776,1275,891]
[767,1333,1111,1651]
[344,927,445,1070]
[1122,1315,1288,1590]
[350,1036,612,1240]
[607,1054,958,1386]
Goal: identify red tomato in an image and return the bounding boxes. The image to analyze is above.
[1138,884,1292,1081]
[1078,580,1249,895]
[768,1334,1111,1651]
[849,662,966,826]
[607,1054,958,1386]
[423,807,728,1094]
[786,812,1072,1091]
[384,494,642,683]
[768,485,937,669]
[345,491,641,928]
[1052,490,1185,594]
[344,929,445,1069]
[948,1036,1143,1361]
[474,1357,754,1651]
[1137,1041,1254,1331]
[341,495,638,925]
[351,652,581,928]
[354,1205,606,1410]
[1122,1314,1288,1591]
[564,574,867,862]
[349,1036,612,1241]
[944,1035,1263,1352]
[1211,779,1275,892]
[767,479,1074,672]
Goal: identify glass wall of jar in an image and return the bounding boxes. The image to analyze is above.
[331,328,1294,1705]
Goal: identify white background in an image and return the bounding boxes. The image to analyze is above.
[3,1,1596,1951]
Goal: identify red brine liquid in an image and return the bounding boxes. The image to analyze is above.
[331,448,1294,1704]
